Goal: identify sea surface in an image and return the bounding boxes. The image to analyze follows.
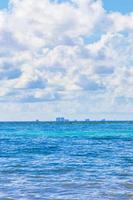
[0,121,133,200]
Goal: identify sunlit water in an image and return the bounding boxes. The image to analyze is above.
[0,122,133,200]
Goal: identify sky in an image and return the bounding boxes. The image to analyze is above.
[1,0,133,13]
[0,0,133,121]
[0,0,9,9]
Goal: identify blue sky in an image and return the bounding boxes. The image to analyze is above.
[103,0,133,14]
[0,0,9,9]
[0,0,133,121]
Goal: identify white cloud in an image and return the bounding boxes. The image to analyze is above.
[108,12,133,33]
[0,0,133,119]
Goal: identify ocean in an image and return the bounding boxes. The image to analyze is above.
[0,121,133,200]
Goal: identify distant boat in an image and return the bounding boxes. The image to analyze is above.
[36,119,40,122]
[101,119,106,122]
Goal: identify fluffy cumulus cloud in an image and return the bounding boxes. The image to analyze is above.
[0,0,133,119]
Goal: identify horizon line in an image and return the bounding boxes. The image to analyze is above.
[0,120,133,122]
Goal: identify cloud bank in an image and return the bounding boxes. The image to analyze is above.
[0,0,133,119]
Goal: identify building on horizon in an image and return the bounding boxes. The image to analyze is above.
[101,119,106,122]
[85,119,90,122]
[56,117,69,122]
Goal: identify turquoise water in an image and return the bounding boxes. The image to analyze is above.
[0,121,133,200]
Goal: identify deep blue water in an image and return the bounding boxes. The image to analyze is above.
[0,121,133,200]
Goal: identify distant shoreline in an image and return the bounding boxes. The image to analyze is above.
[0,121,133,123]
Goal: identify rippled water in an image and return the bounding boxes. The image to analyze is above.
[0,122,133,200]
